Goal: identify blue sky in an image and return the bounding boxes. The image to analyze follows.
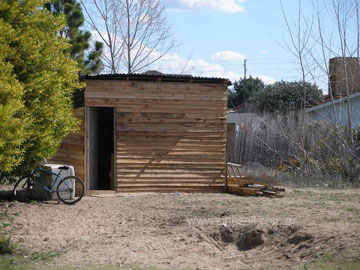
[84,0,350,91]
[149,0,313,85]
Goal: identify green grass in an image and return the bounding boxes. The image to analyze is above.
[0,254,186,270]
[300,252,360,270]
[0,236,16,255]
[0,222,11,228]
[3,252,360,270]
[58,265,173,270]
[289,189,360,202]
[29,251,60,261]
[309,260,360,270]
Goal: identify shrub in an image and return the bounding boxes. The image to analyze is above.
[0,236,16,255]
[0,0,81,181]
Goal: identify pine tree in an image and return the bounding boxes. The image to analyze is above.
[45,0,103,75]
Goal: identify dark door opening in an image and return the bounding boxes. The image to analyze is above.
[88,107,114,190]
[98,107,114,189]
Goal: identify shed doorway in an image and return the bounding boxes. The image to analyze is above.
[88,107,115,190]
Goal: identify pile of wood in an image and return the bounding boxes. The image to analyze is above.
[226,163,285,198]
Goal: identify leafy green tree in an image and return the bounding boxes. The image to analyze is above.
[45,0,103,75]
[251,81,323,114]
[228,77,265,108]
[0,0,81,179]
[0,21,27,172]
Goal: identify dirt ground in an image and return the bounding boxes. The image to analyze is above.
[1,187,360,270]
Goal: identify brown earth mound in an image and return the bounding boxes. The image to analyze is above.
[0,189,359,269]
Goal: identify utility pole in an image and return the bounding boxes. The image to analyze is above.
[243,59,247,79]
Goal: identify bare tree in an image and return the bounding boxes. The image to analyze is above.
[281,0,360,121]
[119,0,176,73]
[281,0,313,116]
[331,0,355,140]
[296,0,360,149]
[81,0,176,74]
[280,0,315,174]
[303,1,358,132]
[80,0,124,73]
[242,0,360,182]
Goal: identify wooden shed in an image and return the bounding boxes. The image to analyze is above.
[50,73,230,193]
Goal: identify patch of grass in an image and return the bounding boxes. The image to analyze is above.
[345,207,360,216]
[0,222,11,228]
[9,201,16,207]
[0,255,185,270]
[289,190,310,198]
[0,256,30,270]
[30,251,60,261]
[50,264,181,270]
[0,210,16,223]
[308,260,360,270]
[317,192,360,202]
[91,265,176,270]
[0,211,10,217]
[263,266,276,270]
[54,265,179,270]
[289,189,360,203]
[27,200,38,205]
[302,252,360,270]
[0,236,16,255]
[318,252,334,262]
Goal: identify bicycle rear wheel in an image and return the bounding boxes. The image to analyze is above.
[56,176,84,205]
[13,177,35,201]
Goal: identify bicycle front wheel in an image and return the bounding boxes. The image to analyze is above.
[13,177,35,201]
[56,176,84,205]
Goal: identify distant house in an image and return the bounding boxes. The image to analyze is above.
[305,92,360,128]
[228,57,360,128]
[306,57,360,128]
[226,57,360,164]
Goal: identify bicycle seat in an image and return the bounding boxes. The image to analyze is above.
[58,166,69,171]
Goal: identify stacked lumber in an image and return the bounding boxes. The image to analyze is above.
[227,163,285,198]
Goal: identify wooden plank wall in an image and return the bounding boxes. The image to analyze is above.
[49,107,85,185]
[85,80,227,192]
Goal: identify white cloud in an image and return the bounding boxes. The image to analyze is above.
[150,52,241,82]
[211,51,246,61]
[154,53,277,85]
[259,49,269,54]
[253,75,277,84]
[165,8,184,12]
[166,0,245,13]
[90,31,275,85]
[126,51,277,85]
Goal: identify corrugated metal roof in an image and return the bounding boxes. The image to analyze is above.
[86,73,232,85]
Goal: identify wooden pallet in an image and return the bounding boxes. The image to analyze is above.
[227,163,285,198]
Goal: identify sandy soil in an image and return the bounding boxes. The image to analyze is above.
[1,188,360,269]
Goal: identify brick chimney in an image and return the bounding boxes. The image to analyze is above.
[329,57,360,96]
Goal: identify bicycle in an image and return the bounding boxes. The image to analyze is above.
[12,166,85,205]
